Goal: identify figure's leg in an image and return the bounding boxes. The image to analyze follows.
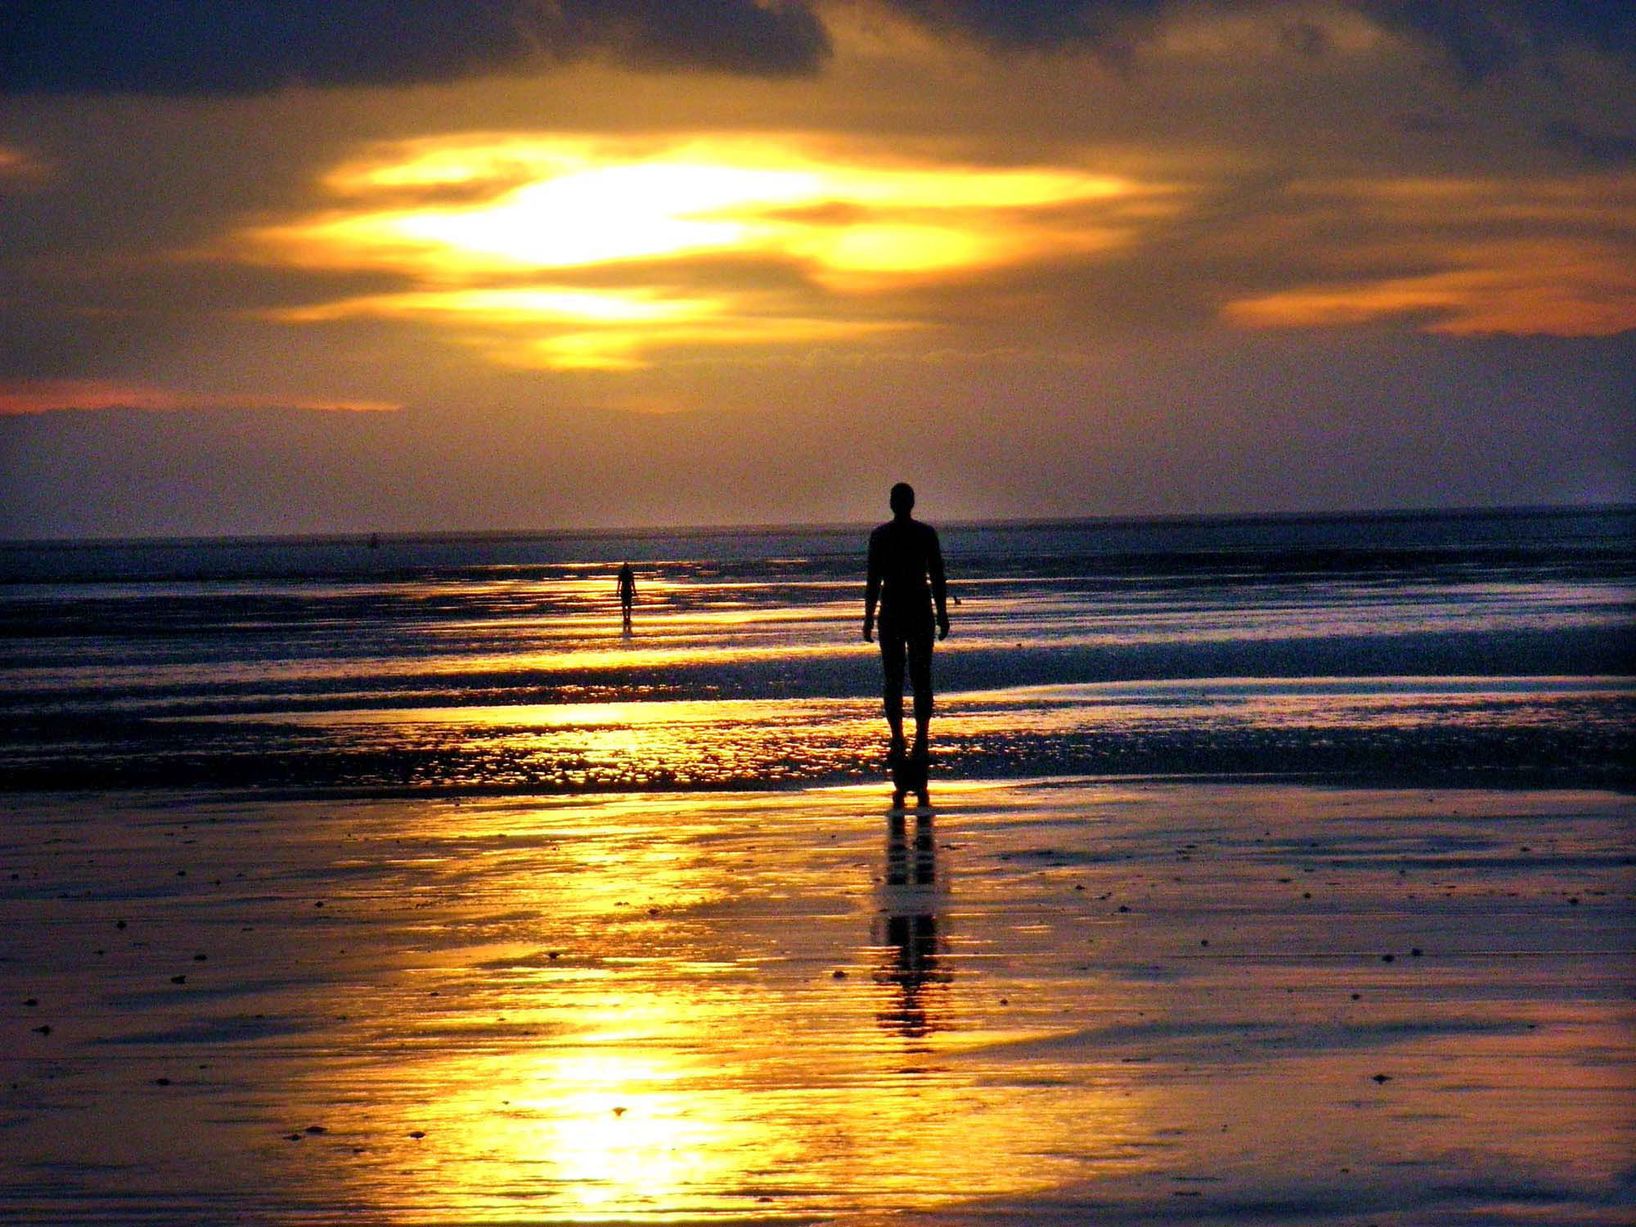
[880,631,907,752]
[907,630,933,751]
[881,631,909,804]
[906,630,934,804]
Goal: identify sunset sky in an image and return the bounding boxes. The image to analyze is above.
[2,1,1633,537]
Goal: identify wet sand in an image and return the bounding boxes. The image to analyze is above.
[3,779,1633,1224]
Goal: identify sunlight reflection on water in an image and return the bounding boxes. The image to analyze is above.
[3,782,1633,1223]
[139,677,1633,792]
[271,789,1152,1221]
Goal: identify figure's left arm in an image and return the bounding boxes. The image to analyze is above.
[929,528,949,639]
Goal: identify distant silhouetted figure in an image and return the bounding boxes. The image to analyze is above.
[617,562,636,633]
[864,482,949,806]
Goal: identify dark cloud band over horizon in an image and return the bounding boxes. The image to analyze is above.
[0,0,833,94]
[4,0,1635,96]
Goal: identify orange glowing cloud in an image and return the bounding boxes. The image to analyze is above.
[1222,175,1636,337]
[239,133,1176,370]
[0,144,49,186]
[0,379,400,416]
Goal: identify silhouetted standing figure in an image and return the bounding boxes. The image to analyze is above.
[617,562,636,633]
[863,482,949,807]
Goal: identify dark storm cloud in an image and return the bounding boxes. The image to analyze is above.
[880,0,1169,55]
[0,0,830,95]
[1542,120,1636,169]
[1344,1,1636,81]
[876,1,1636,77]
[6,1,1633,97]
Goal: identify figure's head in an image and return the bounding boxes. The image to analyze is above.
[889,482,915,516]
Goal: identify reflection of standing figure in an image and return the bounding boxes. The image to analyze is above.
[864,483,949,808]
[617,562,636,633]
[874,810,948,1040]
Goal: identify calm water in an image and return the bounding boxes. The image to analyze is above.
[4,783,1633,1223]
[2,507,1632,791]
[4,512,1634,1225]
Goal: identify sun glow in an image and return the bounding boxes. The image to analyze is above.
[247,134,1157,369]
[278,791,1152,1220]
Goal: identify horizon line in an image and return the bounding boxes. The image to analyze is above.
[2,500,1631,550]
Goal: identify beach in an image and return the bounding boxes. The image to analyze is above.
[9,4,1636,1219]
[4,779,1633,1224]
[2,509,1633,1222]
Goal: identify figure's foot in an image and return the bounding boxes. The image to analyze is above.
[891,788,908,809]
[914,787,930,808]
[906,739,930,806]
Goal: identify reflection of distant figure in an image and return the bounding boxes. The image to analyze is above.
[873,810,948,1040]
[617,562,636,633]
[863,483,949,807]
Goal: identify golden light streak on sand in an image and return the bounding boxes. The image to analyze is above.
[246,133,1155,368]
[292,788,1150,1220]
[5,783,1632,1220]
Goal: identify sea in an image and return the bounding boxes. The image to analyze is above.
[2,505,1632,794]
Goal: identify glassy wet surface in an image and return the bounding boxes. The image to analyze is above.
[4,782,1632,1223]
[3,508,1633,791]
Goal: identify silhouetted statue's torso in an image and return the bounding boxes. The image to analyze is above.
[867,517,946,630]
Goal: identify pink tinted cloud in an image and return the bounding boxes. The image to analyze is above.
[0,379,400,416]
[0,144,50,185]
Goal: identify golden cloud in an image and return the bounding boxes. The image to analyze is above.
[241,133,1175,370]
[1222,175,1636,336]
[0,379,400,415]
[0,144,50,186]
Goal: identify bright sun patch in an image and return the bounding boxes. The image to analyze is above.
[245,134,1158,369]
